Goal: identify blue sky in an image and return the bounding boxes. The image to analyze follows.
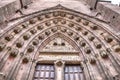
[110,0,120,4]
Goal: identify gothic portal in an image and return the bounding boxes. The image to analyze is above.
[0,0,120,80]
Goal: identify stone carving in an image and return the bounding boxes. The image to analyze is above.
[82,30,88,35]
[67,31,73,36]
[83,21,89,26]
[30,29,37,34]
[100,50,108,58]
[85,47,91,54]
[0,3,120,80]
[9,48,19,58]
[45,21,51,26]
[68,23,74,27]
[27,45,34,53]
[76,18,81,22]
[37,16,43,21]
[23,33,31,40]
[89,57,96,64]
[32,39,39,46]
[88,35,95,41]
[4,34,14,41]
[38,35,44,40]
[37,25,44,30]
[94,42,102,49]
[90,25,98,30]
[16,41,24,48]
[104,36,113,43]
[42,38,76,52]
[75,26,82,31]
[113,45,120,52]
[0,42,6,52]
[22,56,29,64]
[29,19,36,24]
[79,40,86,47]
[13,27,22,34]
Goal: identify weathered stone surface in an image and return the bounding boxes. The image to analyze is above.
[0,0,120,80]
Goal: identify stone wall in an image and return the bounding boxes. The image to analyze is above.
[0,0,32,29]
[97,2,120,32]
[20,0,32,8]
[0,0,17,29]
[84,0,97,9]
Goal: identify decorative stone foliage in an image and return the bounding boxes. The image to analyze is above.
[13,27,22,34]
[30,29,37,34]
[37,25,44,30]
[9,49,19,57]
[74,35,79,41]
[67,31,73,36]
[53,42,57,46]
[27,45,34,53]
[51,28,57,32]
[5,34,14,41]
[90,25,98,30]
[76,18,81,22]
[45,21,51,26]
[53,19,59,24]
[89,57,96,64]
[61,28,67,33]
[22,56,29,63]
[22,23,28,28]
[104,36,113,43]
[32,39,39,46]
[53,12,59,17]
[79,41,86,47]
[85,47,91,54]
[75,26,82,31]
[68,15,74,19]
[61,42,65,46]
[88,35,95,41]
[23,33,30,40]
[60,12,66,17]
[100,50,108,58]
[45,14,50,18]
[60,20,66,24]
[68,23,74,27]
[37,16,43,21]
[0,42,6,52]
[45,31,51,36]
[82,31,88,35]
[113,45,120,52]
[16,41,24,48]
[29,19,36,24]
[94,42,102,49]
[83,21,89,26]
[38,35,44,40]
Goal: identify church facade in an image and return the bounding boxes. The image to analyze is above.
[0,0,120,80]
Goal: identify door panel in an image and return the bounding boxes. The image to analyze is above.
[65,65,84,80]
[33,64,55,80]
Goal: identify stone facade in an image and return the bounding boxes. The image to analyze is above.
[96,2,120,32]
[0,0,120,80]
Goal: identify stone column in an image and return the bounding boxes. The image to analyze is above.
[54,60,65,80]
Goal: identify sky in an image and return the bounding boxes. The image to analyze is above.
[110,0,120,4]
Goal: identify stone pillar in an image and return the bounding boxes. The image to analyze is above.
[54,60,65,80]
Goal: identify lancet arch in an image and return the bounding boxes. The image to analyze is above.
[0,4,120,80]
